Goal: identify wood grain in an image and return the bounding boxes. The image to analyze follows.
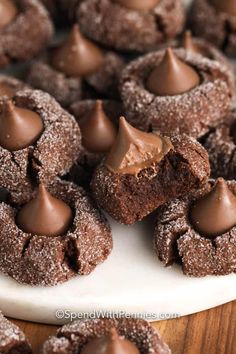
[11,301,236,354]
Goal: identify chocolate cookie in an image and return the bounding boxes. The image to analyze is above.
[0,312,32,354]
[68,99,123,188]
[91,118,210,225]
[189,0,236,56]
[27,26,125,107]
[0,89,81,204]
[120,48,232,138]
[0,0,54,68]
[0,179,112,286]
[0,75,30,99]
[204,106,236,180]
[154,178,236,277]
[77,0,185,52]
[41,318,170,354]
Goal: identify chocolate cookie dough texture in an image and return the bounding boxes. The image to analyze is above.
[0,312,32,354]
[189,0,236,56]
[91,118,210,225]
[204,107,236,180]
[27,25,124,107]
[0,75,30,98]
[0,0,54,67]
[68,99,123,187]
[41,318,170,354]
[77,0,185,52]
[154,178,236,277]
[120,48,232,138]
[0,179,112,286]
[0,89,81,204]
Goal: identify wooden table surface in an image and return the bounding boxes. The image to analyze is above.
[11,301,235,354]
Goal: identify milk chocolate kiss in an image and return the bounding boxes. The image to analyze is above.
[210,0,236,16]
[0,82,16,98]
[105,117,172,174]
[0,100,44,151]
[114,0,159,10]
[190,178,236,237]
[0,0,18,29]
[80,100,117,153]
[182,31,205,56]
[17,184,73,237]
[51,25,104,77]
[146,48,200,96]
[81,328,140,354]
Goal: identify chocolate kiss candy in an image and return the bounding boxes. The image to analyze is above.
[114,0,159,11]
[190,178,236,237]
[105,116,172,174]
[80,100,117,153]
[210,0,236,16]
[0,100,44,151]
[0,82,16,98]
[51,25,104,77]
[0,0,18,29]
[81,328,140,354]
[182,31,205,56]
[146,48,200,96]
[17,184,73,237]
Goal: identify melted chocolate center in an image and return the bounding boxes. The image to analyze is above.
[105,117,173,174]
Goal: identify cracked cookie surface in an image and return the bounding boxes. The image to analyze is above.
[204,106,236,180]
[77,0,185,52]
[0,0,54,68]
[0,311,32,353]
[189,0,236,56]
[0,89,82,204]
[154,180,236,276]
[91,134,210,225]
[41,318,170,354]
[0,179,112,286]
[120,48,232,138]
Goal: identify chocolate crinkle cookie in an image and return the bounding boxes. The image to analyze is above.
[204,106,236,180]
[27,25,125,107]
[189,0,236,56]
[0,89,81,204]
[41,318,170,354]
[154,179,236,277]
[0,179,112,286]
[0,312,32,354]
[0,74,30,99]
[27,59,83,108]
[91,118,210,225]
[0,0,54,68]
[120,48,232,138]
[67,99,123,188]
[77,0,185,52]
